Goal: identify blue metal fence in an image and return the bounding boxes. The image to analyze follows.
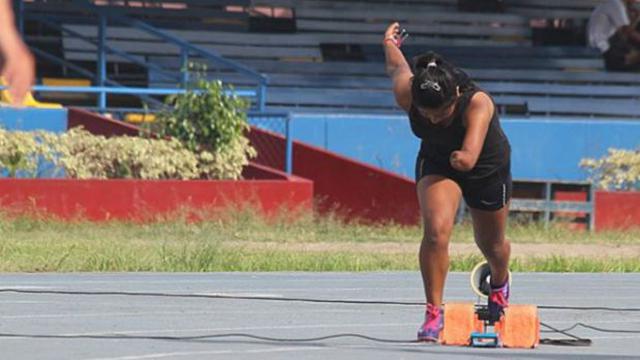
[248,112,293,174]
[21,1,268,112]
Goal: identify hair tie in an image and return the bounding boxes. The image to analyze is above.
[420,80,441,92]
[426,60,438,68]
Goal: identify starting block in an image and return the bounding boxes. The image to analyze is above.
[439,262,540,348]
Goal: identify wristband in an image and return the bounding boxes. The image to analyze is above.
[384,37,399,47]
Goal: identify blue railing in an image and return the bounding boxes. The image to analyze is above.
[13,1,288,172]
[0,83,293,174]
[28,46,166,109]
[22,85,256,97]
[21,1,268,112]
[247,112,293,174]
[78,0,268,110]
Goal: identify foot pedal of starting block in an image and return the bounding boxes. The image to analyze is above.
[470,331,500,348]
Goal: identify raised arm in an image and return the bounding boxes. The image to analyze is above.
[0,1,34,106]
[383,22,413,112]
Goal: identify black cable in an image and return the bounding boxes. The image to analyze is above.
[2,288,640,313]
[8,288,640,347]
[565,323,640,334]
[539,338,592,347]
[0,332,419,344]
[541,323,581,333]
[539,321,592,347]
[0,288,422,306]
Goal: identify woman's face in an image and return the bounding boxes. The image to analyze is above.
[416,97,458,124]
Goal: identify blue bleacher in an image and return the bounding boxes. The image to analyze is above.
[23,0,640,119]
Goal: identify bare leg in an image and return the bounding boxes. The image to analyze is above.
[417,175,462,306]
[469,204,511,287]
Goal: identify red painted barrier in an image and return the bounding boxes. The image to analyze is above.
[0,179,313,221]
[595,191,640,230]
[68,108,139,137]
[0,108,316,221]
[68,108,640,229]
[248,127,420,225]
[293,142,420,225]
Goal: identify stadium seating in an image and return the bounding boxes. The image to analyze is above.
[22,0,640,118]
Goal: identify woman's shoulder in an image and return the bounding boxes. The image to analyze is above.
[469,90,492,104]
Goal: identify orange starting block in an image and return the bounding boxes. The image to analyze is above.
[439,262,540,348]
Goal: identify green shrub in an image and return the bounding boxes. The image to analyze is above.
[50,128,199,179]
[0,128,201,180]
[149,75,256,180]
[0,129,50,178]
[581,148,640,190]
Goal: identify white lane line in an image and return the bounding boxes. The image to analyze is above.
[0,307,413,320]
[0,277,412,285]
[2,286,418,292]
[0,301,405,313]
[0,286,53,289]
[0,310,226,319]
[0,301,51,304]
[194,287,417,293]
[82,346,326,360]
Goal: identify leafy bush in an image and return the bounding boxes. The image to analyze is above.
[148,75,256,180]
[0,129,45,177]
[0,128,201,180]
[581,148,640,190]
[50,128,199,179]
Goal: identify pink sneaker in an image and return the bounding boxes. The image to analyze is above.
[488,279,509,321]
[417,303,443,342]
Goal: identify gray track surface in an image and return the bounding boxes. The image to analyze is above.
[1,272,639,359]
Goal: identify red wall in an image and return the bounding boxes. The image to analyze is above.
[248,127,420,225]
[69,109,419,224]
[293,142,419,225]
[11,108,317,221]
[68,108,139,137]
[595,191,640,230]
[65,109,640,229]
[0,179,313,221]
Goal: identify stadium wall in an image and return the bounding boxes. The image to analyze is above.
[0,107,67,132]
[0,178,313,221]
[0,108,313,221]
[248,126,420,225]
[596,191,640,230]
[281,114,640,182]
[0,108,637,229]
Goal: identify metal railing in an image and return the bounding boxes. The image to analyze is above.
[509,180,596,230]
[20,0,268,112]
[457,180,595,230]
[1,83,293,175]
[247,112,293,174]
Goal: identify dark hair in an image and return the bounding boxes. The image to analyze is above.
[411,52,458,109]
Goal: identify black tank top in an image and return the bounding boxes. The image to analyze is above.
[408,68,511,181]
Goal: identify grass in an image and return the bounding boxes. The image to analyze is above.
[0,208,638,272]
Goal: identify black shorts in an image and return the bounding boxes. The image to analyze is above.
[415,155,512,211]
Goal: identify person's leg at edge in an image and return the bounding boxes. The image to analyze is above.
[469,203,511,318]
[416,175,462,340]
